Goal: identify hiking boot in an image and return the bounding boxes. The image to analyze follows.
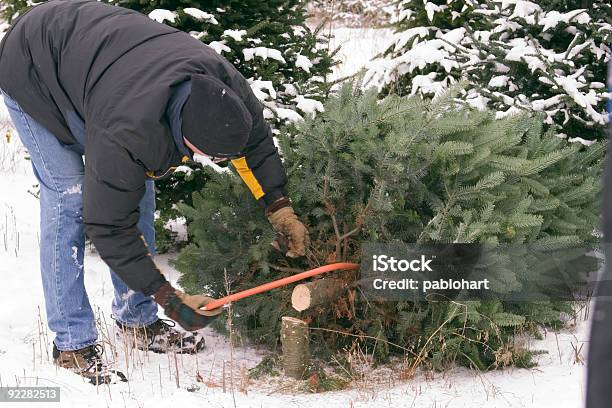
[52,343,127,385]
[115,318,205,354]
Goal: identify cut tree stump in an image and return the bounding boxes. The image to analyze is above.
[291,277,348,312]
[280,316,310,379]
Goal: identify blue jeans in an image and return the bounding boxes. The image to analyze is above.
[2,92,160,351]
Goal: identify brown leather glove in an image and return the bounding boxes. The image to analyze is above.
[267,205,310,257]
[175,291,222,317]
[153,283,222,331]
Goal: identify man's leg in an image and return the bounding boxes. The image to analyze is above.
[2,93,97,350]
[110,179,159,327]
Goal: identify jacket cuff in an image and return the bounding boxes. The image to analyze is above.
[260,188,286,207]
[152,281,175,306]
[265,196,291,217]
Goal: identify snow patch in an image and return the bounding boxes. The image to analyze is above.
[164,217,188,242]
[496,106,523,119]
[509,1,541,25]
[174,166,193,176]
[243,47,287,64]
[276,108,303,122]
[568,136,596,146]
[189,31,206,40]
[293,96,324,118]
[556,74,605,123]
[282,83,299,96]
[121,290,136,302]
[192,154,231,173]
[411,73,446,96]
[539,9,591,32]
[183,8,218,24]
[295,54,313,73]
[248,79,277,102]
[465,93,490,111]
[148,9,177,24]
[207,41,231,54]
[71,246,83,273]
[488,75,510,88]
[63,184,82,195]
[291,25,306,37]
[222,29,247,42]
[391,39,459,75]
[424,2,442,22]
[531,95,563,111]
[393,27,430,52]
[439,27,466,44]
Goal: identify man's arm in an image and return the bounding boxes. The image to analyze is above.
[82,135,219,330]
[229,87,309,257]
[230,112,287,207]
[82,136,166,296]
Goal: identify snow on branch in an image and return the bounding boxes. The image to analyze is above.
[369,0,611,140]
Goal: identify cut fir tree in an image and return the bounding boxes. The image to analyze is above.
[174,81,603,374]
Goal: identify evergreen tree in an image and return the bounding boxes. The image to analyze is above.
[174,82,603,371]
[367,0,611,141]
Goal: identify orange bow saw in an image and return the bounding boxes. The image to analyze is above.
[200,262,360,311]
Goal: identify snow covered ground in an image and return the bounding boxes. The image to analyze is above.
[326,27,394,81]
[0,28,593,407]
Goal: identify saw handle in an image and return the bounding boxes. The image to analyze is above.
[201,262,360,311]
